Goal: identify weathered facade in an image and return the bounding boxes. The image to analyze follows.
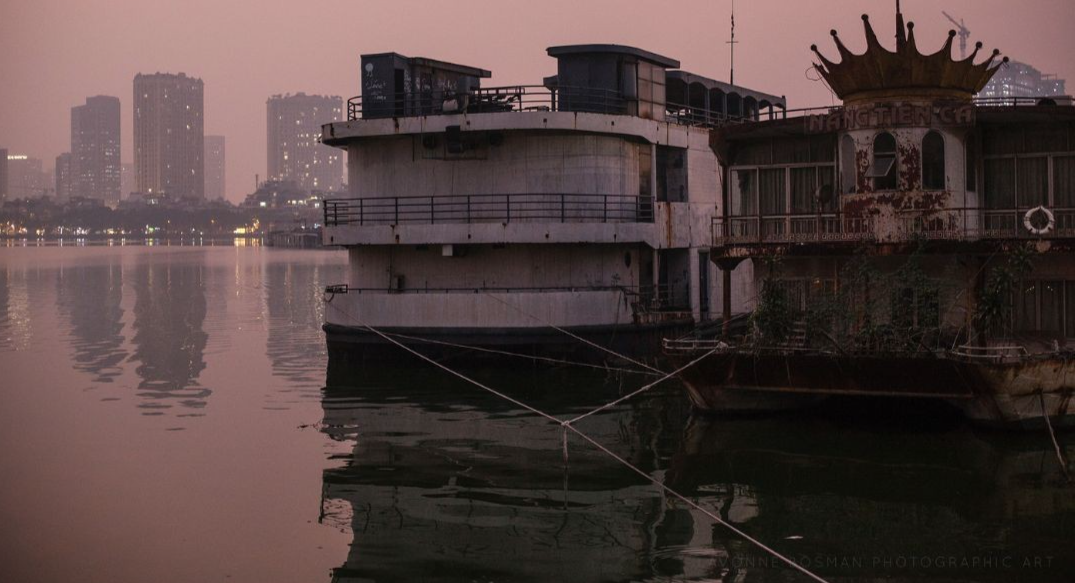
[321,45,784,358]
[675,10,1075,427]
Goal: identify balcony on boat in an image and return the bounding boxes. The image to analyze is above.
[320,193,701,247]
[713,207,1075,248]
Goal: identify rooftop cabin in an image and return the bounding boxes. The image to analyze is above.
[344,45,786,125]
[709,13,1075,251]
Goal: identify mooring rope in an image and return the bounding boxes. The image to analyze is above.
[562,348,717,426]
[481,290,664,374]
[379,330,659,376]
[323,300,831,582]
[1039,391,1072,482]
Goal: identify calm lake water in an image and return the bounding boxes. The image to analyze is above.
[1,244,1073,583]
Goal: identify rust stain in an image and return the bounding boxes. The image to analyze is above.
[855,148,872,194]
[898,143,921,191]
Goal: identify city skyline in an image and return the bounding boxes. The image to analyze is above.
[1,0,1073,204]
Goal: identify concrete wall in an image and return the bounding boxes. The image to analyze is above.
[349,133,639,197]
[325,289,635,329]
[347,244,640,291]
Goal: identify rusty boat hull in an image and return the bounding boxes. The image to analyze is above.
[672,348,1075,429]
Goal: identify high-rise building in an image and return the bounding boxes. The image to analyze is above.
[979,60,1068,101]
[266,93,343,193]
[6,155,47,199]
[55,153,74,202]
[120,163,135,200]
[204,135,226,200]
[0,148,8,202]
[134,72,205,199]
[71,95,122,206]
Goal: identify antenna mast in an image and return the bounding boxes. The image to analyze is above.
[727,0,738,85]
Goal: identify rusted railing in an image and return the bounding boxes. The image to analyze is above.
[714,207,1075,246]
[323,193,654,226]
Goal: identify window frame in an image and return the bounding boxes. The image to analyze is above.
[870,132,899,191]
[922,131,946,191]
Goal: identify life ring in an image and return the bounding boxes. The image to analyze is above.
[1023,206,1055,235]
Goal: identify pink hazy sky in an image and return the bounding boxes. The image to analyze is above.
[2,0,1073,203]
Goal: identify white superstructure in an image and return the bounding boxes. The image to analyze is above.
[320,45,785,358]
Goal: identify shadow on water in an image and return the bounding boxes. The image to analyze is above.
[321,352,1075,583]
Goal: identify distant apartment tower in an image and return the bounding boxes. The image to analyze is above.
[55,153,74,202]
[6,155,47,199]
[120,163,135,200]
[0,148,7,202]
[266,93,343,192]
[204,135,226,200]
[979,60,1068,100]
[134,72,205,199]
[71,95,121,206]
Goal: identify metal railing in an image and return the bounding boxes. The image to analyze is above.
[713,207,1075,246]
[323,193,654,226]
[348,85,774,128]
[715,214,875,245]
[349,86,627,120]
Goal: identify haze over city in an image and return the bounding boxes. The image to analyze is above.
[2,0,1073,203]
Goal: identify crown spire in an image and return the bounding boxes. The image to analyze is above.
[812,8,1009,103]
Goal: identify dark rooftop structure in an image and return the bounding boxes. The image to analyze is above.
[347,44,786,126]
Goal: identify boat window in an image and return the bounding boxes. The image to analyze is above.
[965,131,978,192]
[731,169,757,216]
[840,135,857,194]
[1017,157,1048,207]
[656,146,687,202]
[759,168,787,215]
[983,158,1015,209]
[1054,156,1075,207]
[869,132,898,190]
[922,131,945,190]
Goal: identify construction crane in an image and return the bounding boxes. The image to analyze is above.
[942,11,971,59]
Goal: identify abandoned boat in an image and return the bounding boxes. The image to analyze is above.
[319,45,782,359]
[669,8,1075,428]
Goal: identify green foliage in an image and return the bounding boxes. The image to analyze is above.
[750,257,797,346]
[974,244,1037,339]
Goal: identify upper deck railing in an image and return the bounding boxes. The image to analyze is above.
[714,207,1075,246]
[323,193,654,226]
[346,85,770,126]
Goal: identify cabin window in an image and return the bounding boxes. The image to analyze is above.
[791,167,817,213]
[922,131,946,190]
[1014,280,1071,337]
[869,132,898,190]
[731,169,757,216]
[638,144,653,199]
[759,169,786,215]
[965,132,978,192]
[1017,157,1049,207]
[840,135,857,194]
[656,146,687,202]
[983,158,1015,209]
[1055,156,1075,208]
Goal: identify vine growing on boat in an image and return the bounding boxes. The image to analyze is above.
[974,243,1037,341]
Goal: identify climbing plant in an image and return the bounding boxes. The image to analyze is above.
[974,243,1037,340]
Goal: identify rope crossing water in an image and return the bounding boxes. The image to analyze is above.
[324,300,832,582]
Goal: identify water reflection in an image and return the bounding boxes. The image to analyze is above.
[265,261,334,395]
[129,251,211,414]
[666,414,1075,582]
[320,363,692,582]
[55,260,127,383]
[321,359,1075,582]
